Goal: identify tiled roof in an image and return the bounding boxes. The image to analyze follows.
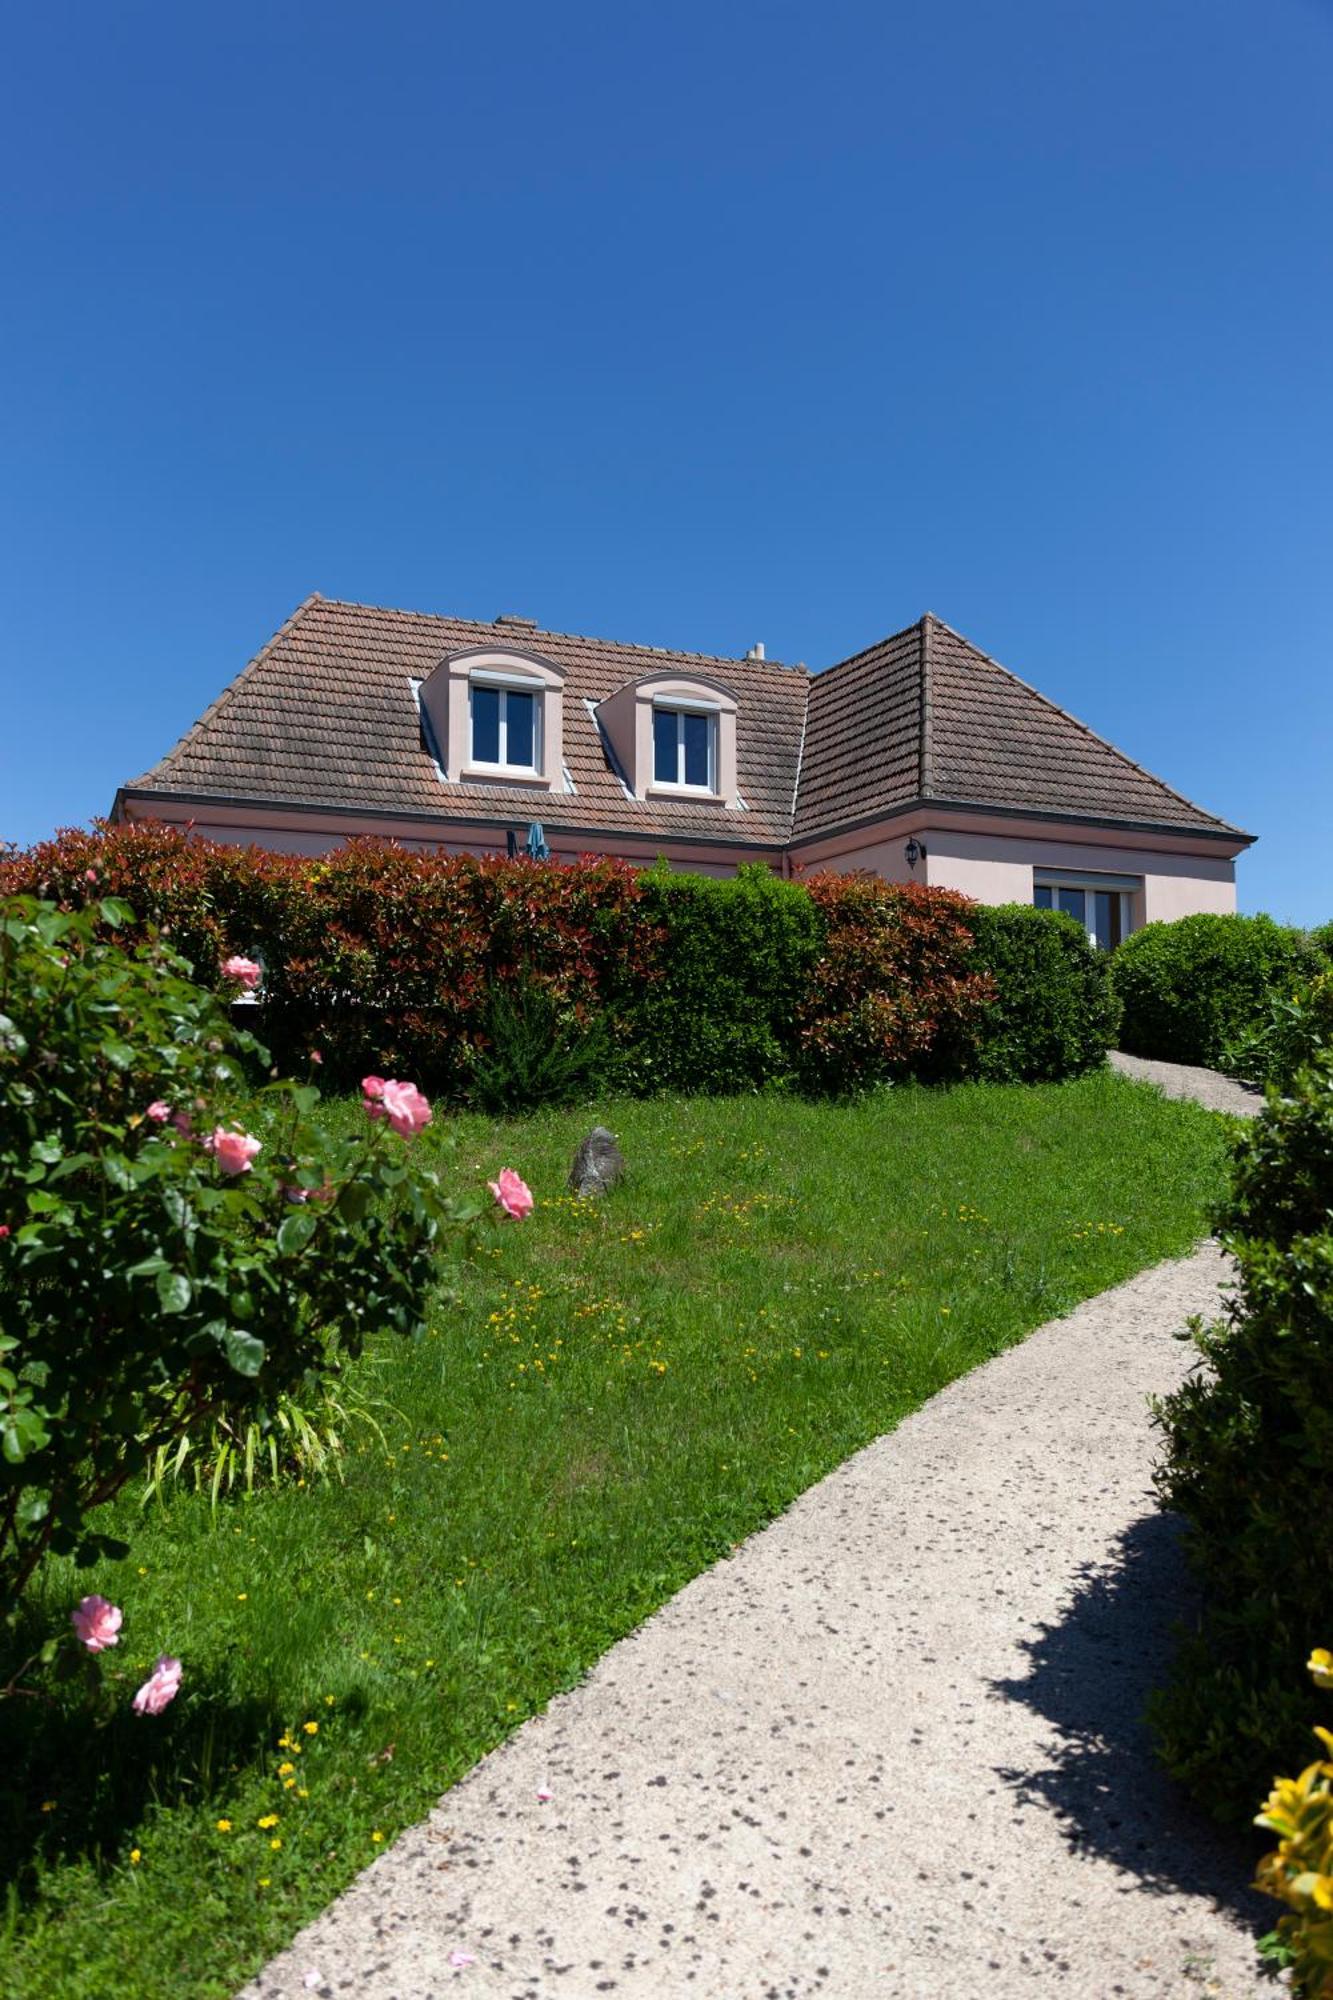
[123,598,1247,847]
[792,614,1244,842]
[127,596,807,848]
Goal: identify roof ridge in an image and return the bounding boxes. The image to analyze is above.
[925,615,1243,836]
[813,615,933,682]
[127,593,325,789]
[919,613,935,799]
[311,594,801,675]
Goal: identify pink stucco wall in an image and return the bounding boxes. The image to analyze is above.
[118,796,1244,919]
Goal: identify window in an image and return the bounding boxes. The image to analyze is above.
[652,705,716,790]
[470,681,539,772]
[1034,880,1128,951]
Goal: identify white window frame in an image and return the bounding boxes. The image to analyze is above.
[651,701,718,794]
[1034,874,1134,951]
[468,672,543,776]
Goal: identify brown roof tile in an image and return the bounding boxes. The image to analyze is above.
[127,596,807,848]
[123,598,1248,849]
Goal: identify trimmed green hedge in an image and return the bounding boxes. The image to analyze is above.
[1111,912,1321,1070]
[964,903,1120,1082]
[0,824,1118,1102]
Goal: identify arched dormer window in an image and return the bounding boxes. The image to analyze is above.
[596,673,739,805]
[418,648,566,791]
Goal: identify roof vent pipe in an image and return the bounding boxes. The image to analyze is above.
[745,642,765,661]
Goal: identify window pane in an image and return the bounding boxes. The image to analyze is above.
[505,690,535,768]
[683,711,711,787]
[1092,890,1124,951]
[1058,887,1086,925]
[1033,884,1053,910]
[653,707,678,783]
[472,685,500,764]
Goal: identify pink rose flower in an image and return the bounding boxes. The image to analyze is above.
[361,1076,387,1106]
[204,1127,262,1175]
[220,955,262,990]
[379,1080,432,1138]
[71,1594,122,1653]
[310,1050,323,1066]
[132,1654,182,1716]
[84,868,98,883]
[488,1168,533,1221]
[0,1225,9,1240]
[146,1100,170,1123]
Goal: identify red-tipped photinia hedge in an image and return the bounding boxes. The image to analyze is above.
[0,823,1115,1097]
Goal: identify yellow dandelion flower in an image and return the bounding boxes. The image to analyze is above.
[130,1849,141,1865]
[257,1813,279,1829]
[216,1819,233,1833]
[277,1761,295,1777]
[269,1836,282,1851]
[371,1830,384,1844]
[303,1720,319,1735]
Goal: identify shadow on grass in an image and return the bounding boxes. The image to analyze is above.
[990,1512,1270,1929]
[0,1617,281,1899]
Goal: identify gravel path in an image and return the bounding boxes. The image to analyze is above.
[1108,1051,1263,1118]
[243,1244,1267,2000]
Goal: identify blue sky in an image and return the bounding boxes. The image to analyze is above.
[1,0,1330,920]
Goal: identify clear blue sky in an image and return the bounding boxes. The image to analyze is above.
[2,1,1330,920]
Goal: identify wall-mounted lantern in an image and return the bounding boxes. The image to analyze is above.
[905,836,927,871]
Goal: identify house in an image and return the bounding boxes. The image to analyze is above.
[112,595,1252,946]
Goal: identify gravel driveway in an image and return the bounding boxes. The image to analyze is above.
[242,1244,1267,2000]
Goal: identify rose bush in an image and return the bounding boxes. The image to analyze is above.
[0,896,484,1605]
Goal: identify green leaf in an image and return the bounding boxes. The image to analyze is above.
[276,1210,318,1256]
[155,1270,192,1314]
[222,1327,266,1378]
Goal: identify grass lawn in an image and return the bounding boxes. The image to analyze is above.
[1,1072,1233,1999]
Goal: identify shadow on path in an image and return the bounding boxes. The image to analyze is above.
[991,1511,1270,1931]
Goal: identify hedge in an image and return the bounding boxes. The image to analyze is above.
[0,823,1116,1100]
[1110,912,1321,1071]
[963,903,1120,1083]
[1150,1051,1333,1823]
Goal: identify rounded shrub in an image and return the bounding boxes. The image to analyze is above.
[1150,1055,1333,1823]
[1111,912,1320,1069]
[962,903,1120,1082]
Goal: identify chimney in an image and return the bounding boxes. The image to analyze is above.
[745,642,765,661]
[495,613,537,629]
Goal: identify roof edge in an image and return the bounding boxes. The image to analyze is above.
[111,787,789,853]
[127,593,326,789]
[790,793,1256,853]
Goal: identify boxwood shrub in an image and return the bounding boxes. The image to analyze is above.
[961,903,1119,1082]
[1111,912,1320,1069]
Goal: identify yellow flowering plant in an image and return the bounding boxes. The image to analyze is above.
[1255,1650,1333,1996]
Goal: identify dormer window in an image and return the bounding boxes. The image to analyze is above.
[471,678,540,773]
[652,704,717,791]
[418,646,567,792]
[595,671,739,806]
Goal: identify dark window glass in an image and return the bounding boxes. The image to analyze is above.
[1092,890,1123,952]
[472,685,500,764]
[653,707,677,783]
[1058,887,1086,925]
[683,711,711,787]
[506,690,535,768]
[1033,884,1053,910]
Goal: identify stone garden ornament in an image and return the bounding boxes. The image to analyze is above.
[568,1126,624,1199]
